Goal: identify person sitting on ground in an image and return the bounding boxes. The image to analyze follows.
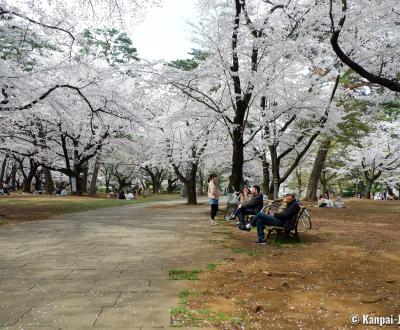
[318,194,327,207]
[235,185,264,231]
[126,191,134,200]
[252,193,300,244]
[324,193,334,207]
[334,195,344,208]
[118,190,126,200]
[2,184,10,195]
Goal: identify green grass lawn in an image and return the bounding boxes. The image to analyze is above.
[0,193,181,225]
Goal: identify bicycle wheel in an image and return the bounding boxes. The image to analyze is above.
[299,208,312,230]
[261,203,280,215]
[224,204,238,220]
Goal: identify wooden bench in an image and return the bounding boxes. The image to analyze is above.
[263,206,306,243]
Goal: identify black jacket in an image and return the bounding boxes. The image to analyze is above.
[242,193,264,213]
[274,200,300,230]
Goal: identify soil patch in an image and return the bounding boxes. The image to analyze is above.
[175,199,400,329]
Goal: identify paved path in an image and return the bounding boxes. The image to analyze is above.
[0,200,231,329]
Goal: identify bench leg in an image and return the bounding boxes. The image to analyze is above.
[275,229,283,242]
[294,226,300,242]
[265,229,273,242]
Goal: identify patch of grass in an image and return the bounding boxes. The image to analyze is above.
[177,289,204,306]
[169,269,200,281]
[272,240,284,248]
[232,247,259,256]
[170,305,246,328]
[0,219,8,226]
[206,263,217,270]
[272,237,305,247]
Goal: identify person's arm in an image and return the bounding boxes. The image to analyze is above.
[241,193,261,209]
[208,182,219,198]
[274,202,300,220]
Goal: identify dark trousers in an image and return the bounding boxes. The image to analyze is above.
[210,204,218,220]
[254,212,284,241]
[235,208,255,227]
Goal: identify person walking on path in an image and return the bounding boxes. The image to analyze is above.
[207,173,220,225]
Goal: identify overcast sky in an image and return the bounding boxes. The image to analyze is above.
[132,0,198,61]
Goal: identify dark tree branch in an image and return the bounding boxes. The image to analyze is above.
[329,0,400,92]
[0,8,75,42]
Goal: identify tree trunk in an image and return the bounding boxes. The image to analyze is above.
[305,139,331,201]
[261,158,270,195]
[0,155,7,189]
[44,168,55,195]
[10,163,17,191]
[364,170,381,200]
[386,184,397,199]
[295,169,302,198]
[81,163,88,194]
[187,180,197,204]
[34,174,42,191]
[186,165,198,205]
[269,144,280,199]
[105,179,110,193]
[197,170,205,196]
[167,177,177,193]
[320,172,328,197]
[23,176,34,193]
[89,155,101,197]
[140,180,146,194]
[75,174,83,196]
[229,129,244,192]
[365,180,373,199]
[70,165,83,195]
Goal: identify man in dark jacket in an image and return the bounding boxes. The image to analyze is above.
[236,185,264,230]
[253,193,300,244]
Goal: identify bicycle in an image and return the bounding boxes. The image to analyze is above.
[224,191,240,221]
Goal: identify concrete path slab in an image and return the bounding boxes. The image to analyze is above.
[0,199,230,328]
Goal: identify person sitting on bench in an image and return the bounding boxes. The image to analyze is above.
[235,185,263,231]
[253,193,300,244]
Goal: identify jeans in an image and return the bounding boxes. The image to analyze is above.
[254,212,284,241]
[235,208,255,227]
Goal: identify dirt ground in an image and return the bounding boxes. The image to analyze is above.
[178,199,400,329]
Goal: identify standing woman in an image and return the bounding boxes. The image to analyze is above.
[207,173,220,225]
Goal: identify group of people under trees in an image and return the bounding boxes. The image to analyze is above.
[108,189,135,200]
[318,193,344,208]
[207,173,301,244]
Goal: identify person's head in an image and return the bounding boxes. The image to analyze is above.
[242,186,250,194]
[319,194,324,199]
[251,185,261,194]
[209,173,218,183]
[285,193,296,202]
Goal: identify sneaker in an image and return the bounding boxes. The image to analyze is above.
[253,240,267,245]
[245,223,252,229]
[209,220,217,225]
